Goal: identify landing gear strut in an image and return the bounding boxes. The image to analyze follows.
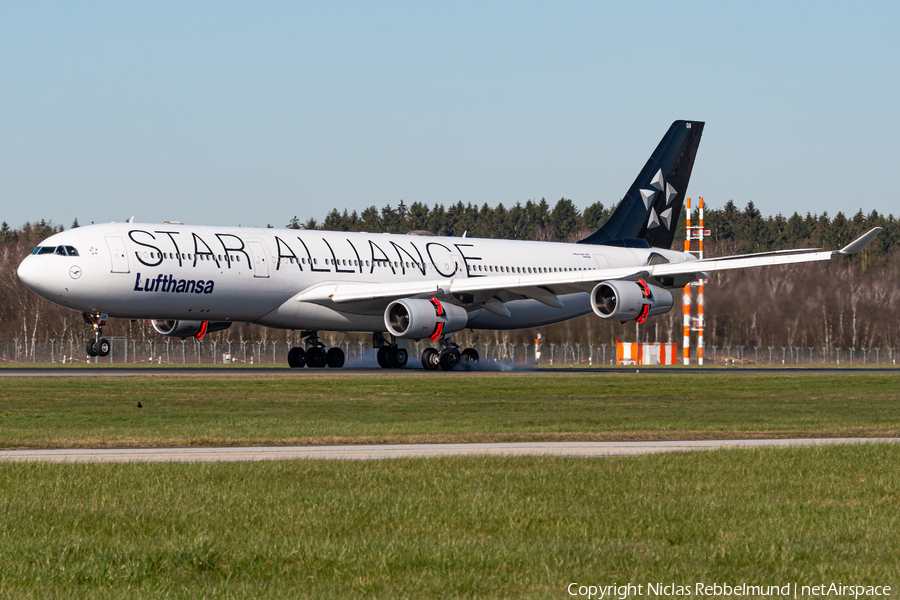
[83,312,111,358]
[422,335,479,371]
[374,332,408,369]
[286,331,345,369]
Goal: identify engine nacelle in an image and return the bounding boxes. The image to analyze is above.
[590,280,674,323]
[150,320,232,339]
[384,298,468,340]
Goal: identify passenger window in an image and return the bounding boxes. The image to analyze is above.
[313,258,317,265]
[236,256,240,262]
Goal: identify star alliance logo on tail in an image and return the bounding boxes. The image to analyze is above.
[641,168,676,230]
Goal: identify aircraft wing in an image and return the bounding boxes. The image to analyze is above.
[296,227,882,310]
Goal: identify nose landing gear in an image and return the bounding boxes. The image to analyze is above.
[83,312,111,358]
[286,331,345,369]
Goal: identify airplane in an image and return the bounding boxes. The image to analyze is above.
[17,120,882,370]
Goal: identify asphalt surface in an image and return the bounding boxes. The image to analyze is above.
[1,365,899,377]
[1,438,896,462]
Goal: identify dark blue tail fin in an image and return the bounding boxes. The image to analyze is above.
[579,120,704,250]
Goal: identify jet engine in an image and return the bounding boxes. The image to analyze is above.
[150,320,232,340]
[590,279,674,323]
[384,298,468,340]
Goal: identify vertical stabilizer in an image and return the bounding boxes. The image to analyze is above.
[579,120,704,250]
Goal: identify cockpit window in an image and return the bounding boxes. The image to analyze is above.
[65,246,79,256]
[55,246,67,256]
[31,247,41,255]
[37,246,56,255]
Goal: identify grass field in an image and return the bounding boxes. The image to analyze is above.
[1,444,898,598]
[1,372,899,448]
[2,371,898,598]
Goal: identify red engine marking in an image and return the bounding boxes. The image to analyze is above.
[637,279,651,299]
[195,321,209,340]
[636,304,650,324]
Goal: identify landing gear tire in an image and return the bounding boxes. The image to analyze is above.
[86,340,99,357]
[306,347,327,368]
[287,347,306,369]
[439,348,460,371]
[95,338,111,357]
[460,348,479,365]
[422,348,440,370]
[377,346,390,368]
[387,347,408,369]
[326,347,345,369]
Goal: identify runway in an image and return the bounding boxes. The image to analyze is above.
[1,365,899,377]
[1,438,896,463]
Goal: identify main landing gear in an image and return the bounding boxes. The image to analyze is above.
[421,335,479,371]
[374,332,408,369]
[287,331,345,369]
[83,312,111,358]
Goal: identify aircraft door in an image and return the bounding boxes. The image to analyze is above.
[248,241,269,278]
[593,254,610,270]
[105,236,130,273]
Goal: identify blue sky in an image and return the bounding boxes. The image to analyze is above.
[1,1,898,230]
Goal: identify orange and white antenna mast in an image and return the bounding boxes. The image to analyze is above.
[683,197,708,366]
[683,198,692,365]
[697,197,705,365]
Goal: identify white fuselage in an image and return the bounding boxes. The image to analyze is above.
[17,222,691,332]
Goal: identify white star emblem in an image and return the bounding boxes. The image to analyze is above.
[645,169,677,229]
[650,169,665,191]
[659,208,673,229]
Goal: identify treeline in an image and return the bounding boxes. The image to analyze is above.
[1,198,898,357]
[291,198,900,271]
[288,198,614,244]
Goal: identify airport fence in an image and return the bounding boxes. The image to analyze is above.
[0,338,895,367]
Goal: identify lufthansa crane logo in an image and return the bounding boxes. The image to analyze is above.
[640,169,677,230]
[69,265,82,279]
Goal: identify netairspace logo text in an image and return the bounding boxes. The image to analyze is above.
[567,582,892,599]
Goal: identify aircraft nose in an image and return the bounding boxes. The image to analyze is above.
[17,256,43,291]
